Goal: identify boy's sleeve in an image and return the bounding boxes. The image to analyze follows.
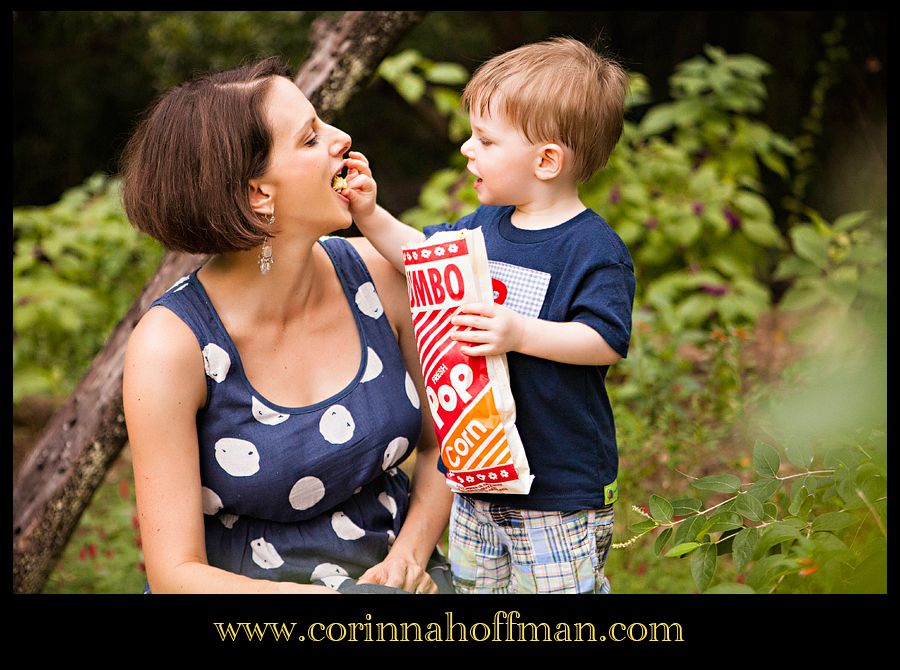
[568,261,635,359]
[422,221,460,239]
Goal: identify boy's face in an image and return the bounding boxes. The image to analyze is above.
[460,102,542,207]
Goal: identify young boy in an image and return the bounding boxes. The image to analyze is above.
[345,37,635,594]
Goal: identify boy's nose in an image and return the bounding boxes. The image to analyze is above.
[460,138,475,159]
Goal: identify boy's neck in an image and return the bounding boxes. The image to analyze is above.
[510,190,587,231]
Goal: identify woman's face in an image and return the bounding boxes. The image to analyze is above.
[260,76,353,233]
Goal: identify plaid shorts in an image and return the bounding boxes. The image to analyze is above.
[448,494,615,594]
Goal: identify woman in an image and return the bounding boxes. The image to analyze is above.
[120,56,452,593]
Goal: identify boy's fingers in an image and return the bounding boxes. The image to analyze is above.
[456,302,492,316]
[460,344,493,357]
[344,157,371,176]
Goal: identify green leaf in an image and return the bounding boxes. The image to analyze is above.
[752,442,780,478]
[833,211,870,232]
[791,225,830,269]
[755,521,803,557]
[629,519,659,534]
[639,103,678,136]
[395,71,426,103]
[778,282,825,311]
[649,494,674,522]
[674,514,709,546]
[670,498,703,516]
[783,441,814,469]
[424,62,469,85]
[734,493,765,522]
[811,511,858,533]
[747,477,781,502]
[691,544,717,592]
[732,527,758,572]
[654,527,673,556]
[746,554,795,592]
[691,474,742,494]
[788,486,811,516]
[704,583,756,594]
[742,217,786,249]
[666,542,701,558]
[706,512,743,533]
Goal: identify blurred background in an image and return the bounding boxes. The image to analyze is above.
[13,11,886,594]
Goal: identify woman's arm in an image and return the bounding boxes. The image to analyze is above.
[351,239,453,593]
[124,307,334,594]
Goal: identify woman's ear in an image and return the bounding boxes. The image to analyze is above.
[534,143,566,181]
[247,179,274,217]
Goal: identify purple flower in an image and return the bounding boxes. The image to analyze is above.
[700,283,729,296]
[644,217,659,230]
[608,185,621,204]
[692,201,705,216]
[723,207,742,231]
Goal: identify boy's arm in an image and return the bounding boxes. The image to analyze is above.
[343,151,424,272]
[449,302,622,366]
[355,205,424,272]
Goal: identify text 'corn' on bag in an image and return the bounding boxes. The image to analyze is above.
[402,228,534,494]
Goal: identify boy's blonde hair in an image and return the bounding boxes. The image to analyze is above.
[463,37,628,183]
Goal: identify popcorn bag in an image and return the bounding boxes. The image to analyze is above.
[402,228,534,494]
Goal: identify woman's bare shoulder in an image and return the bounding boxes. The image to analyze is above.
[125,305,206,406]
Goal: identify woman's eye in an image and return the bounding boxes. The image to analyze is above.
[305,134,319,146]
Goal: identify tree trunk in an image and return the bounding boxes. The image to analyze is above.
[12,9,426,595]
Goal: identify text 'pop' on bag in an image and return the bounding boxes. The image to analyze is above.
[402,228,533,494]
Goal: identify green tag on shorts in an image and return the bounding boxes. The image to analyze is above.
[604,479,618,505]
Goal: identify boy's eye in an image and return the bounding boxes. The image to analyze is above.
[478,138,492,146]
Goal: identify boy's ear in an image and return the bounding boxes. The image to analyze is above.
[247,179,275,216]
[534,143,566,181]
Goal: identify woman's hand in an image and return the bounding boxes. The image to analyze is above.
[450,302,527,356]
[357,552,438,594]
[343,150,377,221]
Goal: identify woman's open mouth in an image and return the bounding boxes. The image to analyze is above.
[332,168,348,194]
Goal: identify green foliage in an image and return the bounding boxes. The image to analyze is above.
[623,211,886,592]
[626,427,886,594]
[377,48,472,143]
[582,45,796,329]
[13,174,165,405]
[132,11,318,90]
[775,210,886,323]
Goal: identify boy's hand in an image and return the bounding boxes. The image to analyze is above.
[450,302,526,356]
[343,150,377,221]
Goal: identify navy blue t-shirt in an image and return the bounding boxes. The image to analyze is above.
[424,205,635,511]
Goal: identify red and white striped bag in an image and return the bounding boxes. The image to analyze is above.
[402,227,533,494]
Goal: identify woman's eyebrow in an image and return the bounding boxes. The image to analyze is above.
[292,115,316,141]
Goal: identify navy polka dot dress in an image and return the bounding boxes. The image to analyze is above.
[148,237,422,588]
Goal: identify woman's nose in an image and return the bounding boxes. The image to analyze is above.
[330,126,352,156]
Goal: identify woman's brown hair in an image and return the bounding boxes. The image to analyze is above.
[120,56,291,254]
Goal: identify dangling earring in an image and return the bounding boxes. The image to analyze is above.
[258,212,275,274]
